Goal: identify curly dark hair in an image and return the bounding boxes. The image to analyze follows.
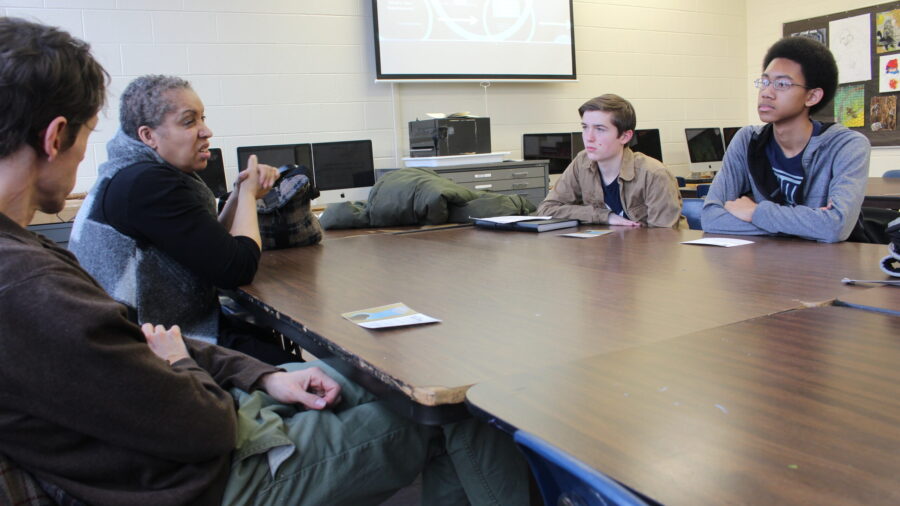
[0,18,108,158]
[763,36,838,115]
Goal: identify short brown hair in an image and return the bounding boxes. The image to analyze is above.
[0,18,108,158]
[578,94,636,136]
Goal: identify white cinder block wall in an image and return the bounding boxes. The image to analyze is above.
[2,0,748,193]
[747,0,898,176]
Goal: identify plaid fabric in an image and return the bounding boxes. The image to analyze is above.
[0,454,53,506]
[257,172,323,250]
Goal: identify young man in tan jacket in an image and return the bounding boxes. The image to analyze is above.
[537,94,683,227]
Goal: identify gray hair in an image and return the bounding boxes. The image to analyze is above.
[119,75,192,139]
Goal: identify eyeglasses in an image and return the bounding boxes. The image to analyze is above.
[753,78,810,91]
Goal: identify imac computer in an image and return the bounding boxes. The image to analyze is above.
[523,133,580,174]
[196,148,228,198]
[311,140,375,205]
[722,127,741,150]
[236,143,314,181]
[629,128,663,162]
[684,127,725,176]
[571,132,584,156]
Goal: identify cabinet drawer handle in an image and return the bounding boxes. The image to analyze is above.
[475,184,493,190]
[473,173,492,179]
[512,171,529,178]
[512,182,528,189]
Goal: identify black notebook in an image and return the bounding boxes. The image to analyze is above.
[473,217,579,232]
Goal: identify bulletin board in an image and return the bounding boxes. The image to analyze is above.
[783,1,900,146]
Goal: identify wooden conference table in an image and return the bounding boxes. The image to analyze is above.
[466,304,900,505]
[863,176,900,209]
[234,225,889,423]
[837,285,900,316]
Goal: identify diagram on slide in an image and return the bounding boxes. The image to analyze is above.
[379,0,570,44]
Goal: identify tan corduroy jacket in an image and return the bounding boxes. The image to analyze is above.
[537,148,684,228]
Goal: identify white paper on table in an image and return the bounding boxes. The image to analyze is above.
[681,238,754,247]
[473,215,553,224]
[830,14,872,84]
[342,302,441,329]
[560,230,614,238]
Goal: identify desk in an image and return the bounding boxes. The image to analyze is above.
[234,227,888,422]
[836,285,900,316]
[466,305,900,505]
[863,177,900,209]
[27,198,83,245]
[679,187,698,198]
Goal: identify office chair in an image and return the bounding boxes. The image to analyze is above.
[682,198,704,230]
[883,169,900,178]
[514,431,648,506]
[848,207,900,244]
[695,183,711,198]
[675,176,686,187]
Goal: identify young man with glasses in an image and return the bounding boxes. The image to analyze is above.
[701,37,870,242]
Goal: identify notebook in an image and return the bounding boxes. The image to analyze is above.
[473,217,579,232]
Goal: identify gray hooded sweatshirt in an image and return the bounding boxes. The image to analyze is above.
[701,122,869,243]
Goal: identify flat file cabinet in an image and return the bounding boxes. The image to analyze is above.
[433,160,549,208]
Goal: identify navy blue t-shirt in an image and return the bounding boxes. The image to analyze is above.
[765,121,822,205]
[601,176,628,219]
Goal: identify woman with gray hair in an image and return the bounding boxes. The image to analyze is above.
[71,74,295,364]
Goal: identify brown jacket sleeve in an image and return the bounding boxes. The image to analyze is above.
[0,240,265,463]
[537,154,607,223]
[638,161,684,228]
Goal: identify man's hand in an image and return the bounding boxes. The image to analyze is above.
[142,323,190,365]
[261,367,342,410]
[235,154,280,199]
[608,213,641,227]
[724,196,758,222]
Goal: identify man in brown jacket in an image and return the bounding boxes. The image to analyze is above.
[537,94,683,227]
[0,17,525,506]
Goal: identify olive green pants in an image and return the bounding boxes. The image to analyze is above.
[223,361,527,506]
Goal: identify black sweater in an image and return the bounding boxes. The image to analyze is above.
[102,162,260,289]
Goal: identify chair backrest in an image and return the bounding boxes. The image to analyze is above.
[675,176,686,188]
[514,431,647,506]
[848,207,900,244]
[883,169,900,178]
[682,198,704,230]
[694,183,711,198]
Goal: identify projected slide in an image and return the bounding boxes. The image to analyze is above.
[375,0,575,79]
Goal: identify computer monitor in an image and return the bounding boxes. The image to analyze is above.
[311,140,375,205]
[571,132,584,156]
[237,143,314,182]
[196,148,228,198]
[684,127,725,175]
[523,133,580,174]
[629,128,663,162]
[722,127,741,150]
[237,144,298,172]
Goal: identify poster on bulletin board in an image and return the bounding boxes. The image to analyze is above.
[783,1,900,146]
